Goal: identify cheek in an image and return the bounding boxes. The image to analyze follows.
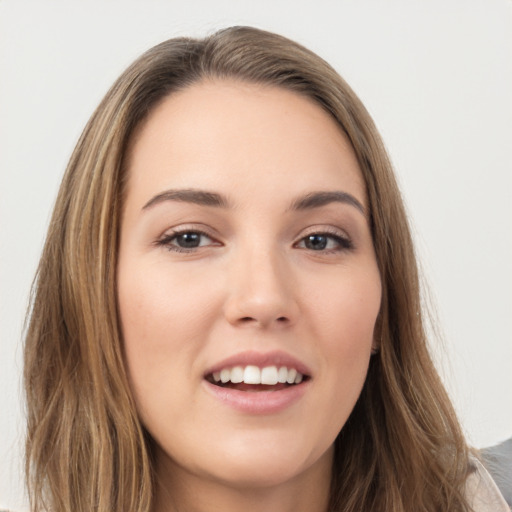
[307,268,381,350]
[118,258,218,347]
[116,262,218,413]
[120,267,199,327]
[307,269,381,407]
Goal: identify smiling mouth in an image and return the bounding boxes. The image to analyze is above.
[205,365,310,392]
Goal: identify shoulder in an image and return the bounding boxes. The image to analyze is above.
[465,457,509,512]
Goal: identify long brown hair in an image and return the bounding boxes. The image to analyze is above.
[24,26,472,511]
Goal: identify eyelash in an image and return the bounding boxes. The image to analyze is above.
[156,229,217,253]
[156,228,353,254]
[294,229,353,253]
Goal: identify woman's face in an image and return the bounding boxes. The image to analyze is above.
[117,80,381,489]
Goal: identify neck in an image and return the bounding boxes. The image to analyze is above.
[152,448,333,512]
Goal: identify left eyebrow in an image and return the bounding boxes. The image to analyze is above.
[289,191,366,216]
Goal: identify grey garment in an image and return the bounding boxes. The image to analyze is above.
[466,457,510,511]
[481,438,512,507]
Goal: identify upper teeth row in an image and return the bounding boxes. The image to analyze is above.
[212,365,304,385]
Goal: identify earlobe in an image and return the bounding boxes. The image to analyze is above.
[371,310,383,356]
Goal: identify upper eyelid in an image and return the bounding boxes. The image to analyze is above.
[294,225,351,240]
[295,233,351,247]
[159,224,220,239]
[156,224,352,244]
[156,230,220,254]
[160,229,218,245]
[294,226,354,251]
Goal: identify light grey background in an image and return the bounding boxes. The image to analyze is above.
[1,0,511,509]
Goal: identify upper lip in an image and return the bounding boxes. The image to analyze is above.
[204,350,312,378]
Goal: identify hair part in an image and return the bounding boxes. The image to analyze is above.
[24,26,472,511]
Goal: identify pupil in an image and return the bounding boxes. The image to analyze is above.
[305,234,327,250]
[177,232,200,248]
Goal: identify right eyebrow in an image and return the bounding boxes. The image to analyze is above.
[142,188,230,211]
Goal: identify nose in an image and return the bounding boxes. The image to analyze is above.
[223,245,299,329]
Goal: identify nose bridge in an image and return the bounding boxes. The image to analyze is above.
[224,237,297,327]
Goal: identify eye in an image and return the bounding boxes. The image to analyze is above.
[296,232,352,252]
[157,230,217,252]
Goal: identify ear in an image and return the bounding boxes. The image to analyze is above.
[371,310,382,355]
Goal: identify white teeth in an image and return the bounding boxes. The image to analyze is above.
[220,368,231,383]
[286,368,297,384]
[261,366,278,385]
[230,366,244,384]
[277,366,288,383]
[243,365,261,384]
[210,365,305,386]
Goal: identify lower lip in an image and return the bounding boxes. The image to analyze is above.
[203,379,309,414]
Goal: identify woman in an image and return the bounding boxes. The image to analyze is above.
[23,26,507,512]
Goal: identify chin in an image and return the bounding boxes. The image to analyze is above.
[194,438,333,490]
[201,460,309,490]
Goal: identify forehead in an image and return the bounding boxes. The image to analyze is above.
[125,79,366,207]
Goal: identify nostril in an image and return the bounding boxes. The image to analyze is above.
[237,316,289,325]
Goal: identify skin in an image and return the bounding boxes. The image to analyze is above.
[117,80,382,512]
